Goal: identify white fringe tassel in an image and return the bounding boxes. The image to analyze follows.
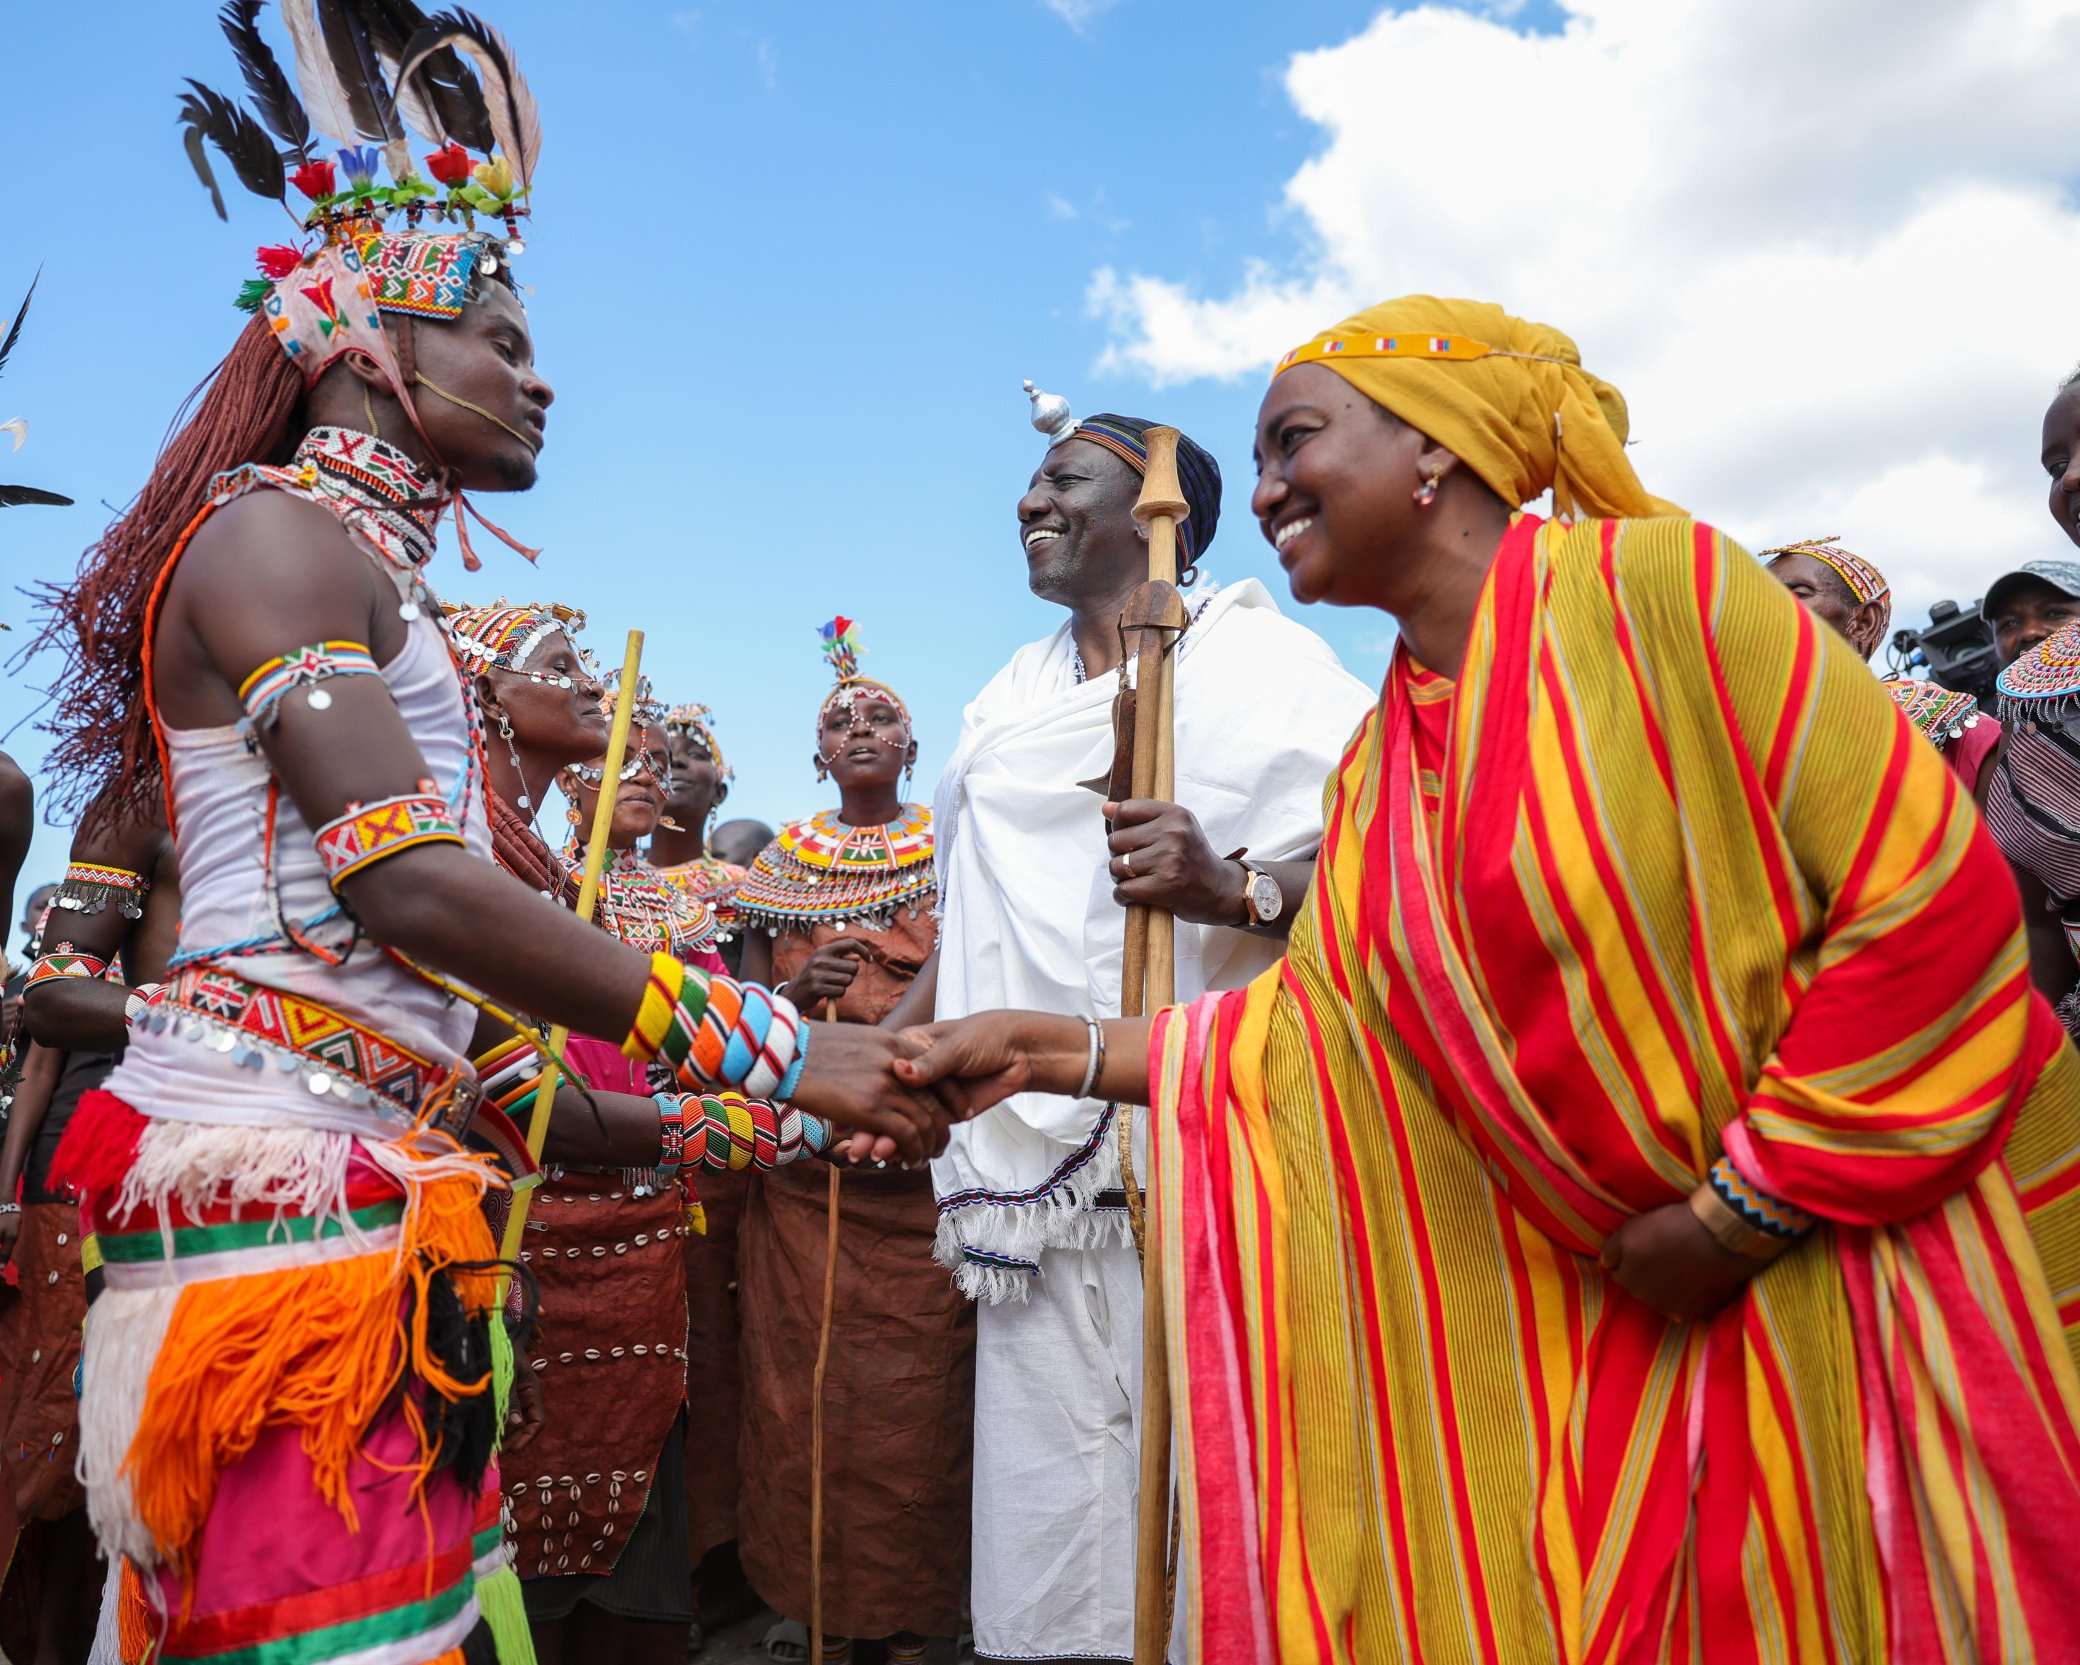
[934,1130,1135,1305]
[76,1284,180,1569]
[86,1547,125,1665]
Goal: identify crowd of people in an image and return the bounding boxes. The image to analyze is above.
[3,7,2080,1665]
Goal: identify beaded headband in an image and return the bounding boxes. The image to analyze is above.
[1886,679,1984,747]
[815,616,910,741]
[445,599,584,672]
[665,702,733,784]
[1759,536,1890,606]
[1998,619,2080,725]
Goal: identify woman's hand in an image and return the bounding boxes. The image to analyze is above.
[1599,1201,1762,1321]
[0,1210,20,1271]
[783,938,872,1009]
[505,1355,547,1453]
[1105,799,1246,927]
[787,1020,949,1167]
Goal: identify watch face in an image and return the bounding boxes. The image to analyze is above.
[1248,870,1282,922]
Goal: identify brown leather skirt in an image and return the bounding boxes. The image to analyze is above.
[0,1202,89,1530]
[508,1171,689,1602]
[683,1166,752,1564]
[737,1162,976,1639]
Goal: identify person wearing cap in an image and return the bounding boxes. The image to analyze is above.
[894,296,2080,1661]
[1983,559,2080,668]
[891,395,1372,1662]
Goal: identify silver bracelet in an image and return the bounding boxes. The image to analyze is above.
[1074,1014,1106,1100]
[0,1202,20,1217]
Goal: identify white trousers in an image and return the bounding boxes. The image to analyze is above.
[972,1237,1185,1663]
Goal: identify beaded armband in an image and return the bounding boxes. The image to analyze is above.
[475,1032,546,1119]
[238,640,382,730]
[1687,1155,1816,1261]
[621,951,804,1100]
[125,982,169,1024]
[313,780,464,888]
[25,944,112,989]
[664,1091,830,1175]
[49,862,150,922]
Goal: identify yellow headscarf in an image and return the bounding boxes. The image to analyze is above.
[1276,296,1684,521]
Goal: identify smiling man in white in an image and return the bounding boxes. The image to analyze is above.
[886,389,1373,1662]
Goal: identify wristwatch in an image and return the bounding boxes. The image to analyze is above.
[1237,858,1283,929]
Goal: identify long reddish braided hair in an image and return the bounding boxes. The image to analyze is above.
[30,313,304,822]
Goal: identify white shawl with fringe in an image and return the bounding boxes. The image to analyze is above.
[928,578,1375,1301]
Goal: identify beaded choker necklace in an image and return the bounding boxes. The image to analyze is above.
[732,804,936,935]
[284,427,444,572]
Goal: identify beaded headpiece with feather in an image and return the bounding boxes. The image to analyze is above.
[815,615,910,747]
[181,2,540,392]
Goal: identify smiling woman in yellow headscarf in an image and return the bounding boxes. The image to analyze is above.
[897,295,2080,1663]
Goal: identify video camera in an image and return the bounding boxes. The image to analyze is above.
[1887,599,1998,707]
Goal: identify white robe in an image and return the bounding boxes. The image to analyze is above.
[928,578,1376,1299]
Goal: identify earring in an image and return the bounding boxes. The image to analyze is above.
[815,759,830,783]
[496,713,532,811]
[704,803,720,855]
[1414,463,1443,507]
[566,803,582,826]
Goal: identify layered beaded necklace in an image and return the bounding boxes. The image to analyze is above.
[731,804,936,936]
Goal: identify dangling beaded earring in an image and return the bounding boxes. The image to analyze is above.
[497,711,532,810]
[566,802,582,826]
[1414,462,1443,507]
[704,803,720,855]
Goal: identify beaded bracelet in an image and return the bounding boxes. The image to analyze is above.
[621,952,803,1100]
[124,982,168,1023]
[665,1091,831,1173]
[237,640,382,731]
[1686,1155,1815,1262]
[25,945,110,989]
[313,782,464,889]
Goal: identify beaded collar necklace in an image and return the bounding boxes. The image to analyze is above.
[732,805,937,935]
[288,427,445,573]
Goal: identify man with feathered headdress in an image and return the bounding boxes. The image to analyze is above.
[30,11,943,1662]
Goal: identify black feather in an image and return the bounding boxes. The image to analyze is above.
[357,0,493,153]
[0,486,75,508]
[219,0,313,158]
[0,271,39,384]
[316,0,403,146]
[178,80,287,205]
[400,10,537,183]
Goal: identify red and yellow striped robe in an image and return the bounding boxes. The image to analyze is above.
[1151,514,2080,1664]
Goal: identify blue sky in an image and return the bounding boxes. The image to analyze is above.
[0,0,1417,898]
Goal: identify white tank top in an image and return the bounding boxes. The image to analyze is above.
[106,457,491,1135]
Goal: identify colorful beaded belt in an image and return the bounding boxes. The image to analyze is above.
[146,964,484,1136]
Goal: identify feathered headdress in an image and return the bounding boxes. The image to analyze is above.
[664,702,732,783]
[180,3,540,384]
[815,615,909,740]
[0,272,72,510]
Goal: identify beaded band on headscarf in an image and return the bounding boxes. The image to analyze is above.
[1063,417,1220,572]
[446,600,587,672]
[1758,536,1890,608]
[1274,298,1684,523]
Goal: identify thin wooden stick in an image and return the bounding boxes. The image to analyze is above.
[810,1000,842,1653]
[494,628,645,1303]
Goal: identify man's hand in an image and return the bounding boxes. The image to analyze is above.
[1599,1201,1763,1321]
[505,1355,546,1453]
[787,1020,949,1167]
[1105,799,1246,927]
[783,938,872,1009]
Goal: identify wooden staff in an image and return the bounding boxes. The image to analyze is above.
[810,998,841,1652]
[1116,430,1187,1665]
[495,628,647,1301]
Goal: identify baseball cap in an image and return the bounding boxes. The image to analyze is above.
[1982,560,2080,619]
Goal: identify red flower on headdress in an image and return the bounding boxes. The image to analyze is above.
[290,158,337,200]
[426,143,474,187]
[255,245,304,280]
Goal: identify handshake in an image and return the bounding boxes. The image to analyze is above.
[782,1009,1150,1167]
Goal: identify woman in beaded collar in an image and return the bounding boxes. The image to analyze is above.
[732,622,970,1665]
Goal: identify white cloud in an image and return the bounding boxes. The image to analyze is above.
[1046,192,1081,221]
[1090,0,2080,610]
[754,38,778,93]
[1042,0,1122,34]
